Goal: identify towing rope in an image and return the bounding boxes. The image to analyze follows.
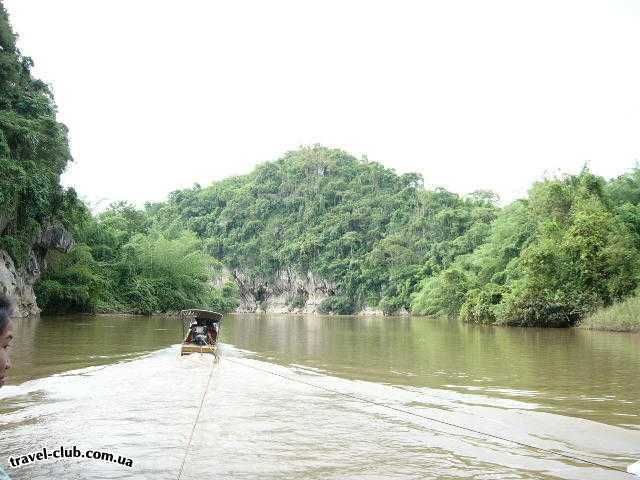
[224,356,635,477]
[176,348,219,480]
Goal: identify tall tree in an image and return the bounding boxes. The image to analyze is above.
[0,2,75,263]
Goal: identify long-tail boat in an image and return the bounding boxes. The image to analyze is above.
[180,309,223,356]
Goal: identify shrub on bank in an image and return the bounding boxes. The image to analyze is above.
[579,295,640,332]
[459,283,504,324]
[319,295,359,315]
[36,205,240,315]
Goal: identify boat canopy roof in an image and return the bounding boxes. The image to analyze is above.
[180,309,223,323]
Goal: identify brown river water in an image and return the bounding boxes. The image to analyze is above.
[1,314,639,479]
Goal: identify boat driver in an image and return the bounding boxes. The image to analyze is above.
[190,320,208,346]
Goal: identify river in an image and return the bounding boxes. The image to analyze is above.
[1,314,639,479]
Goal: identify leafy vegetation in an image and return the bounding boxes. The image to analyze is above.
[3,2,640,329]
[579,294,640,332]
[413,168,640,328]
[0,3,75,264]
[152,146,497,314]
[141,147,640,329]
[36,203,239,314]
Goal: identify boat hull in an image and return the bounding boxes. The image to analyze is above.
[181,343,218,356]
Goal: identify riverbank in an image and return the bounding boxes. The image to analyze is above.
[578,295,640,333]
[61,308,640,333]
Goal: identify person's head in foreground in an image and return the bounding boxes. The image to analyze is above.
[0,294,14,388]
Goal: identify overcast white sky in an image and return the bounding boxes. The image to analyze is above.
[4,0,640,208]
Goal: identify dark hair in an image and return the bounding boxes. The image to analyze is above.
[0,294,13,334]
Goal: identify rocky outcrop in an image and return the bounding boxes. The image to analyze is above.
[232,268,338,314]
[0,250,39,317]
[0,221,74,317]
[354,306,410,316]
[230,267,411,316]
[356,306,385,316]
[33,222,74,253]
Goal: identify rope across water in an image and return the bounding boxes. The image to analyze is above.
[175,348,635,478]
[176,350,219,480]
[224,356,635,477]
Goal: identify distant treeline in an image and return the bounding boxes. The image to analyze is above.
[146,146,640,328]
[2,2,640,327]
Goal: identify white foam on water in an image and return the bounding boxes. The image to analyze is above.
[1,344,638,480]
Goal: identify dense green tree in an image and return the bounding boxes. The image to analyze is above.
[0,3,76,264]
[34,245,104,313]
[411,267,473,318]
[37,204,239,315]
[415,169,640,327]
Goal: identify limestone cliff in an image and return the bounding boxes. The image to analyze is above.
[231,268,338,314]
[0,222,73,317]
[229,267,409,316]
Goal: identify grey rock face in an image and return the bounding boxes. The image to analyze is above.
[0,250,39,317]
[232,268,337,314]
[0,221,74,317]
[231,267,412,316]
[34,222,74,253]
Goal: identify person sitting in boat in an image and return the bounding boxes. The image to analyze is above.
[189,320,209,346]
[210,321,219,343]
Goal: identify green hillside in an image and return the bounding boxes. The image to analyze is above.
[151,146,498,314]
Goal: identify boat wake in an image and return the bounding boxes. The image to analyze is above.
[1,344,638,480]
